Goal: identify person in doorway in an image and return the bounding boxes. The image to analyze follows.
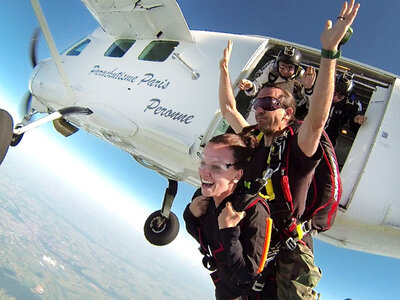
[218,1,360,298]
[239,46,316,119]
[325,72,366,146]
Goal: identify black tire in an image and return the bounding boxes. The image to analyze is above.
[144,210,179,246]
[0,109,13,165]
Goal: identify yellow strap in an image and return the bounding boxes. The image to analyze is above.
[265,178,275,201]
[258,191,269,200]
[257,217,273,274]
[258,177,275,201]
[254,129,276,200]
[257,131,264,142]
[296,224,304,240]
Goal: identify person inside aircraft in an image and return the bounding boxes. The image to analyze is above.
[239,46,316,119]
[218,1,360,299]
[183,133,278,300]
[325,72,366,146]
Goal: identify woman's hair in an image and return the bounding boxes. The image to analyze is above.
[208,133,259,170]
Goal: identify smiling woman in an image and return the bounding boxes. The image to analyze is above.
[1,0,400,298]
[183,133,279,299]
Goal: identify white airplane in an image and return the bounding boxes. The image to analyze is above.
[0,0,399,258]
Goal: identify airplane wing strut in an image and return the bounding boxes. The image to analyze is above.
[31,0,76,105]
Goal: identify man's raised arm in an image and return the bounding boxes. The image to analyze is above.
[219,40,250,134]
[298,0,360,157]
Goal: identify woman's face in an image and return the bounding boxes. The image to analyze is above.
[198,142,243,203]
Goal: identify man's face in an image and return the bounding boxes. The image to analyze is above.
[333,91,346,103]
[254,87,289,135]
[278,62,296,78]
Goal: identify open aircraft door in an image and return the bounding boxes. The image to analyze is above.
[338,76,400,216]
[336,67,399,210]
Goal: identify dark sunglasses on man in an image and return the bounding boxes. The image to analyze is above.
[253,96,285,111]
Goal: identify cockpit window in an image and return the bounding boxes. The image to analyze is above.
[138,41,179,62]
[66,39,91,56]
[104,39,136,58]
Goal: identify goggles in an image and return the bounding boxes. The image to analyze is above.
[198,154,236,174]
[334,91,346,99]
[253,97,285,111]
[279,62,295,72]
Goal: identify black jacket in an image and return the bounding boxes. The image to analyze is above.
[325,94,363,145]
[184,188,271,299]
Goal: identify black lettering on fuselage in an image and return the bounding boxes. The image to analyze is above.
[138,73,170,89]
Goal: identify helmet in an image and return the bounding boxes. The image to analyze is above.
[335,72,354,96]
[277,46,302,67]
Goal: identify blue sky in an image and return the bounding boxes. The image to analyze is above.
[1,1,400,299]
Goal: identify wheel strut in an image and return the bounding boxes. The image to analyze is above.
[143,179,180,246]
[160,179,178,218]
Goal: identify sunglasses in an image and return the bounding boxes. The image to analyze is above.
[198,154,236,174]
[253,97,285,111]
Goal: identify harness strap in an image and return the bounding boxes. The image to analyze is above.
[251,243,281,292]
[282,219,315,251]
[251,130,288,201]
[268,68,279,84]
[257,217,273,274]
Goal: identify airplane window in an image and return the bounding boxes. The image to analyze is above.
[66,39,91,56]
[138,41,179,62]
[104,39,136,58]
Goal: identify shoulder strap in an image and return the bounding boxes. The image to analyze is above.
[268,67,279,83]
[235,194,271,216]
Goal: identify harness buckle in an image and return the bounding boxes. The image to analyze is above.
[302,220,312,233]
[252,280,265,292]
[285,237,297,251]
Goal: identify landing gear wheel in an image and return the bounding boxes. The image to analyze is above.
[10,133,24,147]
[10,123,24,147]
[144,210,179,246]
[0,109,13,165]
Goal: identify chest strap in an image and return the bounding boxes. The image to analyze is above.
[247,130,288,201]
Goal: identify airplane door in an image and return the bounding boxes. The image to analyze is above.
[339,79,400,210]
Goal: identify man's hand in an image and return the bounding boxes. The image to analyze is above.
[300,66,317,89]
[239,79,253,91]
[219,40,233,72]
[218,202,246,229]
[354,114,367,125]
[320,0,360,50]
[189,196,210,218]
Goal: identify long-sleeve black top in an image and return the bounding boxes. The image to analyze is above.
[184,189,271,299]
